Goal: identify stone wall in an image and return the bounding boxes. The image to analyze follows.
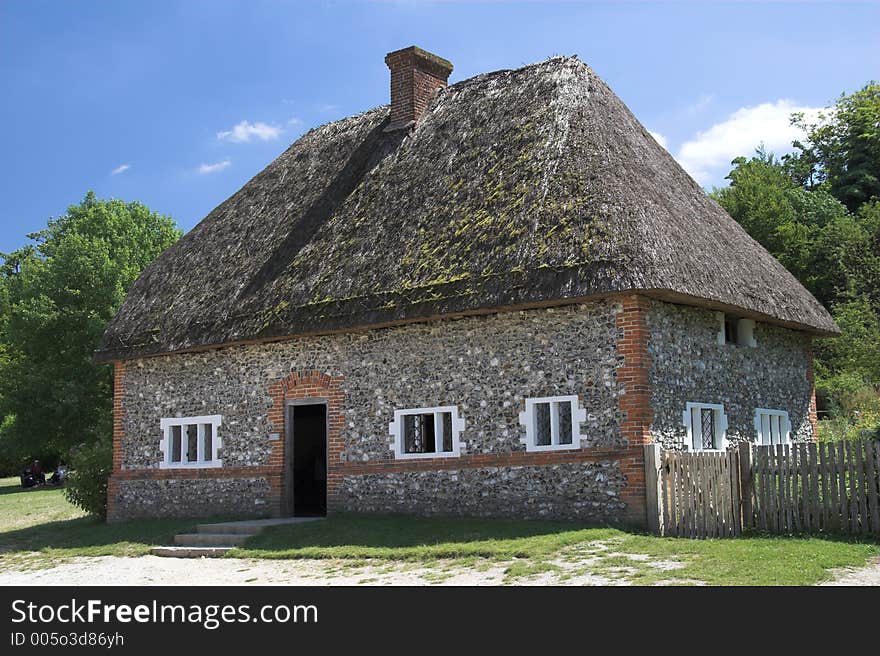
[113,477,273,519]
[337,461,626,521]
[112,300,629,521]
[646,300,813,449]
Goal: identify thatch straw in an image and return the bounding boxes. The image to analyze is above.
[95,56,838,363]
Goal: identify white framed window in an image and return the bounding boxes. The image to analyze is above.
[389,406,464,459]
[715,312,757,347]
[159,415,222,469]
[683,402,728,451]
[519,395,586,452]
[754,408,791,446]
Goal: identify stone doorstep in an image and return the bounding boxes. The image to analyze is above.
[174,533,251,547]
[152,516,325,558]
[151,546,233,558]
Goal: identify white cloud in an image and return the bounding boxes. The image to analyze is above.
[648,130,668,150]
[217,120,283,143]
[111,164,130,175]
[198,159,231,174]
[684,93,715,116]
[287,116,302,126]
[675,100,822,186]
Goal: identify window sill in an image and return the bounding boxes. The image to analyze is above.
[393,451,461,460]
[525,442,582,453]
[159,460,223,470]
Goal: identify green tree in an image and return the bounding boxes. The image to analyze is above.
[0,193,180,462]
[713,143,879,425]
[789,82,880,212]
[711,152,853,308]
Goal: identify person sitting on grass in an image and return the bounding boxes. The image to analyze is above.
[30,460,45,486]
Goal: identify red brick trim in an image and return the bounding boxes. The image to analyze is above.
[804,337,819,441]
[616,295,653,446]
[335,445,642,475]
[106,361,126,521]
[267,370,345,515]
[111,465,279,480]
[111,361,126,472]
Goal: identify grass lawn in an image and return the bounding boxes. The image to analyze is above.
[0,477,215,568]
[2,476,878,584]
[232,514,880,585]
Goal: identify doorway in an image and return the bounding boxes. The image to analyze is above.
[285,402,327,516]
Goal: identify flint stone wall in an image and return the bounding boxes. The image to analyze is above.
[120,300,622,469]
[113,477,272,519]
[647,300,813,449]
[338,461,626,520]
[115,301,626,519]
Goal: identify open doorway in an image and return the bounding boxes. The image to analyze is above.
[286,402,327,516]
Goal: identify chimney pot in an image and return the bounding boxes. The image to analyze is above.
[384,46,453,130]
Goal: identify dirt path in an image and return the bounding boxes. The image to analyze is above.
[821,557,880,586]
[0,555,585,586]
[0,545,688,586]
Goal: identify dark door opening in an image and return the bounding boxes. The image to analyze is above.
[288,403,327,517]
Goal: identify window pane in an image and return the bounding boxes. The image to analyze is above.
[170,425,182,462]
[186,425,198,462]
[724,317,738,344]
[557,401,573,445]
[700,409,715,450]
[420,413,436,453]
[535,403,551,446]
[403,413,436,454]
[204,423,213,461]
[403,414,420,453]
[442,412,453,452]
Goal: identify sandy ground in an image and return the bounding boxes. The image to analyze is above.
[820,557,880,586]
[0,544,688,586]
[1,551,875,586]
[0,555,602,586]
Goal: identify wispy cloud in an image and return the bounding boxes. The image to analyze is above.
[287,116,303,126]
[217,120,283,143]
[684,93,715,117]
[648,130,668,150]
[198,159,231,174]
[675,100,822,186]
[111,164,130,176]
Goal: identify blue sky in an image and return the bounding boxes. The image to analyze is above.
[1,1,878,253]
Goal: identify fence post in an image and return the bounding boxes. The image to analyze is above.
[738,441,753,530]
[644,443,663,535]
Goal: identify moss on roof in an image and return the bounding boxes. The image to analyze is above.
[95,56,838,362]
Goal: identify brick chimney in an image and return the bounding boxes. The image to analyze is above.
[384,46,453,130]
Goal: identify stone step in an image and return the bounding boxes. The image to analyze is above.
[173,533,250,547]
[196,522,264,535]
[151,546,232,558]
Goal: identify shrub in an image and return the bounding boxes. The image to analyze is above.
[817,408,880,443]
[64,437,113,518]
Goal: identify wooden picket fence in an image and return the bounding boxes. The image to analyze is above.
[645,440,880,538]
[746,441,880,534]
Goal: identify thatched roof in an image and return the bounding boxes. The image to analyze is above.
[95,56,838,363]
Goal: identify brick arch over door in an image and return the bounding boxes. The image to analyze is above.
[267,370,345,514]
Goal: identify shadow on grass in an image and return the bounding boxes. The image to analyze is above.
[0,482,62,498]
[235,513,620,560]
[0,515,237,556]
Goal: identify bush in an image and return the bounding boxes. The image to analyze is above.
[64,437,113,518]
[817,408,880,443]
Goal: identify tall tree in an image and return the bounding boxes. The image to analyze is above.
[789,82,880,212]
[0,193,180,461]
